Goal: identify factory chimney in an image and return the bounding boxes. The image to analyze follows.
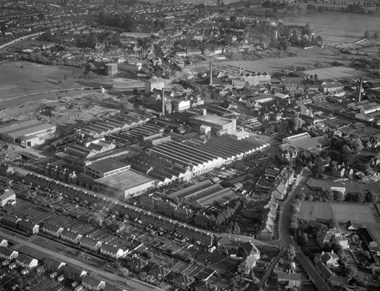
[209,62,213,86]
[161,88,165,116]
[358,78,363,102]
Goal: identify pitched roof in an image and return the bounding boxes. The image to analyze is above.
[82,275,104,287]
[80,236,100,247]
[42,223,62,233]
[17,253,36,265]
[44,257,66,270]
[0,246,17,257]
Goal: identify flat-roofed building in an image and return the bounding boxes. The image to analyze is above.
[0,119,56,147]
[190,114,236,134]
[85,158,130,178]
[93,169,155,199]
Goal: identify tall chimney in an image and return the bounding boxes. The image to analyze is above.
[161,88,165,116]
[209,62,213,86]
[358,78,363,102]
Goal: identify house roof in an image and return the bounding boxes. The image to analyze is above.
[17,253,36,265]
[80,236,101,247]
[100,244,124,254]
[82,275,104,287]
[0,189,15,200]
[18,220,38,230]
[1,214,20,224]
[42,223,62,233]
[44,257,66,270]
[0,246,17,257]
[277,271,308,281]
[61,229,81,240]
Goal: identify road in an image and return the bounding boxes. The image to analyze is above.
[262,174,333,291]
[0,31,45,51]
[0,229,164,291]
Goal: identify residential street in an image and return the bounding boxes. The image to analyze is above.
[0,229,164,291]
[264,174,333,291]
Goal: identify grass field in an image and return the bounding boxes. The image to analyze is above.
[284,12,380,43]
[299,201,379,224]
[302,66,361,80]
[212,46,351,74]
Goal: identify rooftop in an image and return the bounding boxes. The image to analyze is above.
[190,114,234,126]
[95,169,154,190]
[0,119,55,139]
[88,158,130,174]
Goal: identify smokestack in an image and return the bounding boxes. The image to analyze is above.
[161,88,165,116]
[209,62,213,86]
[358,78,363,102]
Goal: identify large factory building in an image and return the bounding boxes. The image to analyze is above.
[0,119,56,147]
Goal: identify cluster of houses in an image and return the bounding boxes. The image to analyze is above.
[0,241,127,291]
[0,215,133,260]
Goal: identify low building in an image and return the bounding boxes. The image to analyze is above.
[1,214,21,228]
[41,223,64,237]
[0,246,18,260]
[16,254,38,269]
[0,189,16,207]
[82,275,106,291]
[0,119,56,147]
[44,257,66,272]
[61,230,82,244]
[79,237,102,251]
[0,238,8,247]
[18,220,39,234]
[64,265,88,281]
[100,244,128,259]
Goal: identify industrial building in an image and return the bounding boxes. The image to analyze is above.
[282,132,330,152]
[168,180,235,207]
[93,169,155,199]
[85,158,130,178]
[190,113,236,134]
[145,78,166,93]
[0,119,56,147]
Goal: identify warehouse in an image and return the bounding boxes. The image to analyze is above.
[85,158,130,178]
[93,169,155,199]
[0,119,56,147]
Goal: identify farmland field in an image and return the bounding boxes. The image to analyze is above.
[284,12,380,43]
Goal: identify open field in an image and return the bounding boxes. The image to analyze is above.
[302,66,361,80]
[212,46,351,74]
[284,12,380,43]
[0,61,144,105]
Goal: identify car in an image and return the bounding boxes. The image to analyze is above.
[21,269,30,275]
[9,263,17,270]
[57,275,65,283]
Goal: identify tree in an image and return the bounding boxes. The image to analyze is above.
[364,30,369,38]
[322,189,334,201]
[333,191,345,202]
[233,222,241,234]
[133,88,139,95]
[365,190,377,203]
[332,243,344,256]
[283,244,296,262]
[313,157,325,179]
[373,32,379,39]
[344,264,357,281]
[328,219,339,229]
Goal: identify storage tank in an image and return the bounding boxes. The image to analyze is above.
[105,63,118,76]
